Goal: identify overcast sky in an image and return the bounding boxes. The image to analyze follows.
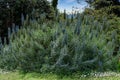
[48,0,87,13]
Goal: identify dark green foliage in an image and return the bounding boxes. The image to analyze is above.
[84,0,120,17]
[52,0,58,10]
[64,9,66,20]
[0,0,55,41]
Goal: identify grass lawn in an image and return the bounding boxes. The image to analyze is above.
[0,71,120,80]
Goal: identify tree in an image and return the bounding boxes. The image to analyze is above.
[0,0,55,43]
[82,0,120,16]
[52,0,58,10]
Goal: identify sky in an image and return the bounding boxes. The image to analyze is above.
[48,0,88,13]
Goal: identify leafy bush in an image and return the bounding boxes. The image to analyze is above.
[0,14,119,74]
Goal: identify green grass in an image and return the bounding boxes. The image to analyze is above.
[0,71,120,80]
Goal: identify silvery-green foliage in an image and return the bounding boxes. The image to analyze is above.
[8,28,11,38]
[0,14,118,73]
[21,13,25,25]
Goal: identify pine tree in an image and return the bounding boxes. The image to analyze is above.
[52,0,58,10]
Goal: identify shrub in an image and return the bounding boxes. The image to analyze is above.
[0,14,119,74]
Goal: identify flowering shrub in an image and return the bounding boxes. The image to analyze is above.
[0,14,119,74]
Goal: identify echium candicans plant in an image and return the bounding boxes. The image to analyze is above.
[21,13,25,25]
[74,13,81,35]
[8,27,11,39]
[0,38,2,54]
[0,12,119,73]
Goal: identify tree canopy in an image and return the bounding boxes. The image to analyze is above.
[0,0,54,39]
[52,0,58,10]
[77,0,120,16]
